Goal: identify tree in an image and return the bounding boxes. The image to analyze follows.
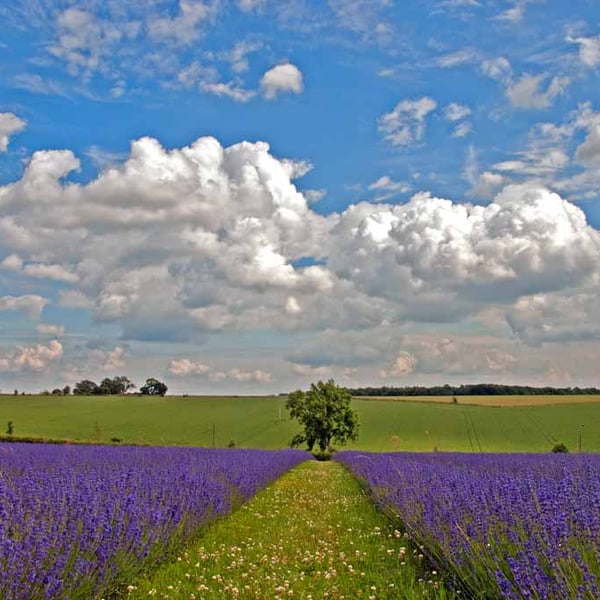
[73,379,100,395]
[62,385,71,396]
[140,377,168,396]
[98,376,135,395]
[286,379,359,453]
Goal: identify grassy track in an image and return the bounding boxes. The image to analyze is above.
[0,394,599,451]
[126,460,454,600]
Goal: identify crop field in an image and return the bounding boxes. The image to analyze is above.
[2,444,599,599]
[337,451,600,599]
[0,394,599,452]
[0,444,308,599]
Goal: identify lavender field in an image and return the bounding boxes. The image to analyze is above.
[336,451,600,599]
[0,444,309,600]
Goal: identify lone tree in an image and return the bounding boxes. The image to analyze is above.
[140,377,168,396]
[286,379,359,453]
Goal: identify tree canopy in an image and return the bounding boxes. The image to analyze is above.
[286,379,359,453]
[140,378,168,396]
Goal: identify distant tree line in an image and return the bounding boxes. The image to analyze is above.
[349,383,600,396]
[45,376,168,397]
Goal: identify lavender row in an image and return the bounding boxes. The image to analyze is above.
[0,444,309,600]
[336,451,600,599]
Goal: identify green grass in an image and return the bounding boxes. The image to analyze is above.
[125,460,455,600]
[0,394,598,452]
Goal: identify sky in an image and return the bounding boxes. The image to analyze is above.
[1,0,600,394]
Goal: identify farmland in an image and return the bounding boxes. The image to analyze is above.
[0,444,308,600]
[338,451,600,599]
[0,394,599,452]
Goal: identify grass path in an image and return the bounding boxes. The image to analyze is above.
[126,461,455,600]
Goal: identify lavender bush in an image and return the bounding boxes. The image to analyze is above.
[0,444,309,599]
[336,451,600,599]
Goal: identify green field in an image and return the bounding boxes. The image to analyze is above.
[0,394,599,452]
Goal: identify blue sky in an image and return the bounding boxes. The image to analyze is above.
[1,0,600,393]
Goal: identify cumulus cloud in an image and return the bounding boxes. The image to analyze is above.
[0,113,26,152]
[0,340,63,373]
[260,63,304,99]
[169,358,272,382]
[505,290,600,344]
[378,97,437,147]
[3,132,600,346]
[0,295,48,318]
[470,171,505,199]
[168,358,211,376]
[380,352,417,378]
[327,185,600,322]
[506,74,570,109]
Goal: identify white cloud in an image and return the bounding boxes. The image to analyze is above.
[506,74,570,109]
[12,74,68,97]
[168,358,211,376]
[380,351,417,378]
[506,290,600,344]
[470,171,504,199]
[2,255,78,282]
[4,132,600,346]
[0,113,26,152]
[436,48,478,68]
[36,323,66,337]
[89,346,126,371]
[23,263,79,282]
[378,97,437,147]
[169,358,272,382]
[237,0,266,11]
[480,57,512,83]
[147,1,218,45]
[566,34,600,67]
[369,176,410,191]
[226,40,263,73]
[50,8,131,78]
[200,81,256,102]
[1,254,24,271]
[260,63,304,99]
[0,295,48,318]
[444,103,471,122]
[327,184,600,323]
[575,122,600,168]
[453,121,472,138]
[0,340,63,373]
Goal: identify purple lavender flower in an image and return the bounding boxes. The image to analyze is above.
[0,444,309,599]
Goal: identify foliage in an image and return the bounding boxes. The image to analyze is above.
[551,441,569,453]
[73,379,100,395]
[98,376,135,395]
[6,421,13,435]
[286,379,359,452]
[139,378,168,396]
[351,383,600,396]
[73,377,135,396]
